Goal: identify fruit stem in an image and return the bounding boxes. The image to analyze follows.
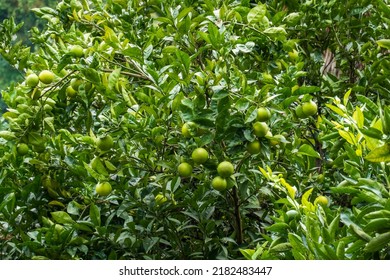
[232,185,243,245]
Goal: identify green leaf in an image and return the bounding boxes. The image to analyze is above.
[356,94,379,114]
[360,127,383,140]
[90,203,101,227]
[108,68,121,92]
[365,143,390,162]
[364,232,390,252]
[208,23,221,48]
[263,27,287,40]
[294,86,321,96]
[51,211,74,225]
[0,130,16,140]
[377,39,390,49]
[298,144,321,158]
[247,4,267,24]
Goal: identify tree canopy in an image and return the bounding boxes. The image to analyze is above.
[0,0,390,260]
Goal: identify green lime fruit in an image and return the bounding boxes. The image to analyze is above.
[217,161,235,178]
[286,209,300,221]
[253,122,269,137]
[155,194,168,205]
[256,107,271,122]
[302,100,318,117]
[26,73,39,87]
[95,182,112,196]
[66,85,77,98]
[270,134,286,147]
[96,135,114,151]
[69,45,84,58]
[211,176,227,191]
[178,162,193,177]
[247,140,261,154]
[181,122,197,138]
[70,78,83,90]
[39,70,55,84]
[295,105,306,118]
[17,143,29,155]
[314,195,329,207]
[192,148,208,164]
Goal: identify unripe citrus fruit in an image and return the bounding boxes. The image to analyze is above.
[95,182,112,196]
[295,104,306,118]
[96,135,114,151]
[253,122,269,137]
[247,140,261,154]
[217,161,235,178]
[66,85,77,98]
[270,134,286,147]
[256,107,271,122]
[178,162,193,177]
[39,70,55,84]
[286,209,299,221]
[192,148,208,164]
[181,121,197,138]
[17,143,29,155]
[302,100,318,117]
[314,195,328,207]
[69,45,84,58]
[26,73,39,87]
[70,78,83,90]
[211,176,227,191]
[155,194,168,205]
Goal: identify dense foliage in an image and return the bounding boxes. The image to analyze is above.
[0,0,390,260]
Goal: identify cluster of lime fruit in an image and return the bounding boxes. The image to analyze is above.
[93,134,115,196]
[248,107,286,154]
[295,100,318,119]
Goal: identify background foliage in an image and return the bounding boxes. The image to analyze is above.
[0,0,390,260]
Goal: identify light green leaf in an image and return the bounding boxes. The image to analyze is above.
[247,4,267,24]
[353,106,364,128]
[343,88,352,106]
[51,211,74,225]
[339,130,357,145]
[298,144,321,158]
[377,39,390,49]
[365,143,390,162]
[263,27,287,40]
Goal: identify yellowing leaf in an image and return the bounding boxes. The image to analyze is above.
[259,166,269,180]
[339,130,357,145]
[365,143,390,163]
[326,104,346,117]
[280,178,296,198]
[301,188,315,212]
[353,106,364,128]
[343,88,352,106]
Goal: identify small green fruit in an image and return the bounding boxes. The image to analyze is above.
[26,73,39,87]
[155,194,168,205]
[217,161,234,178]
[69,45,84,58]
[17,143,29,155]
[253,122,269,137]
[211,176,227,191]
[39,70,55,84]
[178,162,193,177]
[96,135,114,151]
[256,107,271,122]
[192,148,208,164]
[314,195,328,207]
[302,100,318,117]
[247,140,261,154]
[95,182,112,196]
